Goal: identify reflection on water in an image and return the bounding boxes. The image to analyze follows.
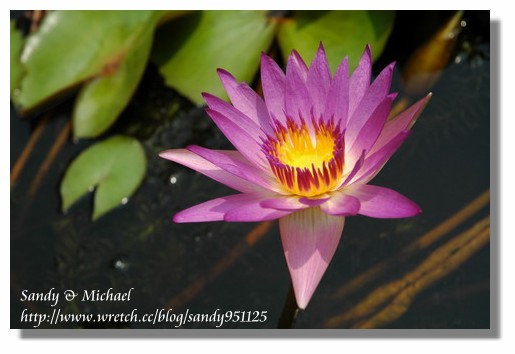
[11,11,490,329]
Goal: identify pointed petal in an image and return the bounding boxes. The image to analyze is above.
[260,194,331,210]
[371,93,432,154]
[174,197,230,223]
[260,53,287,124]
[347,184,422,218]
[204,108,268,170]
[346,62,395,147]
[216,69,273,134]
[285,51,311,127]
[349,45,372,117]
[323,56,349,126]
[261,196,309,211]
[202,93,264,141]
[308,43,332,119]
[224,197,293,222]
[159,149,262,194]
[280,208,345,309]
[351,131,410,184]
[174,193,272,223]
[320,192,360,216]
[186,146,279,192]
[341,150,365,186]
[347,94,396,162]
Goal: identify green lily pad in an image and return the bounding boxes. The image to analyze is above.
[15,10,157,110]
[72,24,154,139]
[60,135,146,220]
[152,10,277,104]
[277,10,395,72]
[10,20,24,96]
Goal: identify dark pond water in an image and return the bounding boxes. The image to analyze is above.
[11,11,490,330]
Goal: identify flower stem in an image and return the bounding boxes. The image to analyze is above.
[278,283,300,329]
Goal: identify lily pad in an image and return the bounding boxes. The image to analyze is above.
[15,10,157,110]
[72,24,154,139]
[277,10,395,72]
[152,10,277,104]
[10,20,24,95]
[60,135,146,220]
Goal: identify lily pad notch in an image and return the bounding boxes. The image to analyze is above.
[60,135,147,220]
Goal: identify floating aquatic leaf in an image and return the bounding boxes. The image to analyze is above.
[15,10,157,110]
[277,11,395,72]
[10,20,24,95]
[60,135,146,220]
[152,10,276,104]
[72,24,154,139]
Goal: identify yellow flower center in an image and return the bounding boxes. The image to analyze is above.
[275,126,334,170]
[263,119,344,197]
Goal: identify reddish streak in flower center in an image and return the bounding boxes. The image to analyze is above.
[262,117,344,197]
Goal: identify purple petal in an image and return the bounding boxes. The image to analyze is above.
[285,51,312,127]
[346,62,395,147]
[347,184,422,218]
[349,45,372,117]
[280,208,345,309]
[323,56,349,126]
[350,131,410,184]
[186,146,279,192]
[260,196,308,211]
[260,53,287,124]
[159,149,262,194]
[371,94,432,154]
[290,50,309,79]
[173,195,235,223]
[224,198,293,222]
[204,108,269,170]
[341,150,365,187]
[320,192,361,216]
[299,195,331,207]
[216,69,273,134]
[346,94,396,163]
[174,193,271,223]
[308,43,332,119]
[203,93,264,142]
[260,195,330,210]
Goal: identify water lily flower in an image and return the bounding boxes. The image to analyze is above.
[160,44,431,309]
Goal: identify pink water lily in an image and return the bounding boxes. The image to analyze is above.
[160,44,431,309]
